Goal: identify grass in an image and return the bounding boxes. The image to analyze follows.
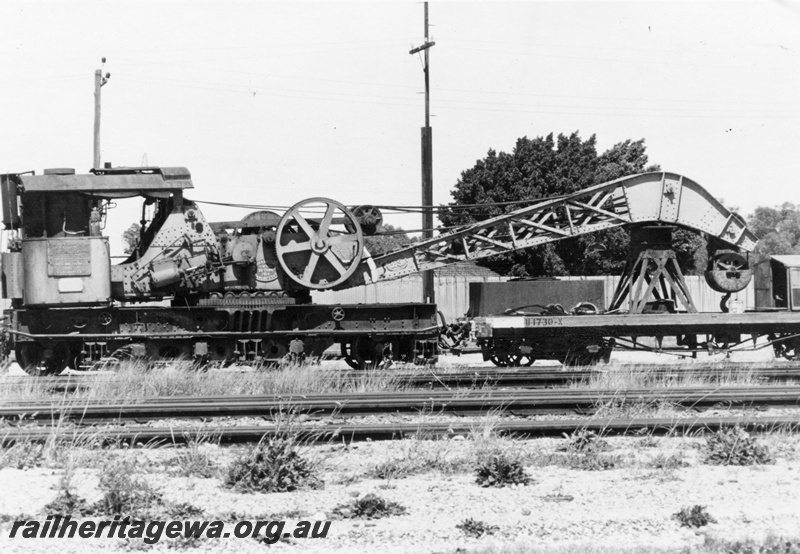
[169,433,220,478]
[3,357,779,407]
[700,534,800,554]
[456,538,800,554]
[0,414,105,470]
[368,409,532,481]
[578,360,778,390]
[0,359,411,403]
[370,433,472,480]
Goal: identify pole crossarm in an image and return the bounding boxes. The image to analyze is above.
[347,172,757,287]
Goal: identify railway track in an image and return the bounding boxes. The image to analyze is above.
[2,385,800,423]
[3,364,800,392]
[2,415,798,445]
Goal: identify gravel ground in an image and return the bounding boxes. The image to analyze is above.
[2,432,800,554]
[3,350,798,553]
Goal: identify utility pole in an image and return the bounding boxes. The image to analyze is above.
[93,57,110,169]
[409,2,435,304]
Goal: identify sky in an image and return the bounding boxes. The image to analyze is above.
[1,0,798,255]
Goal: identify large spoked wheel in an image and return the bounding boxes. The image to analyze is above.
[17,342,70,376]
[276,198,364,290]
[712,252,748,272]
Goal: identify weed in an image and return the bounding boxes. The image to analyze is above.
[541,493,574,503]
[328,473,361,486]
[636,430,659,448]
[567,451,620,471]
[701,534,800,554]
[648,452,687,470]
[225,435,322,493]
[96,457,163,517]
[673,505,716,528]
[171,435,218,478]
[0,440,44,469]
[370,438,469,480]
[456,518,499,538]
[560,430,608,453]
[164,502,204,518]
[475,453,531,488]
[164,536,207,550]
[704,426,773,466]
[559,430,621,471]
[44,465,93,516]
[44,489,93,516]
[372,458,408,480]
[332,493,408,520]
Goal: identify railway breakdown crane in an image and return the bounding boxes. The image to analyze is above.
[0,167,767,374]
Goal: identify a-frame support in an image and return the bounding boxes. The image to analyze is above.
[609,226,697,313]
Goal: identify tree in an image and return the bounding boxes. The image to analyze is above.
[438,132,702,277]
[747,203,800,265]
[363,224,412,257]
[122,223,141,255]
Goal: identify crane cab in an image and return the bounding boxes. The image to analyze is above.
[1,167,190,306]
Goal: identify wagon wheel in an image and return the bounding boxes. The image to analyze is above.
[562,351,600,368]
[490,353,533,367]
[341,342,360,369]
[350,337,394,370]
[517,355,535,367]
[18,342,70,376]
[276,198,364,290]
[490,354,511,367]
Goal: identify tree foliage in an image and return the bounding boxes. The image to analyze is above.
[364,224,411,257]
[122,223,141,255]
[747,203,800,265]
[439,132,705,277]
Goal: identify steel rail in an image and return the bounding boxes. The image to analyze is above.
[3,365,800,391]
[2,415,798,445]
[6,384,800,405]
[2,386,800,422]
